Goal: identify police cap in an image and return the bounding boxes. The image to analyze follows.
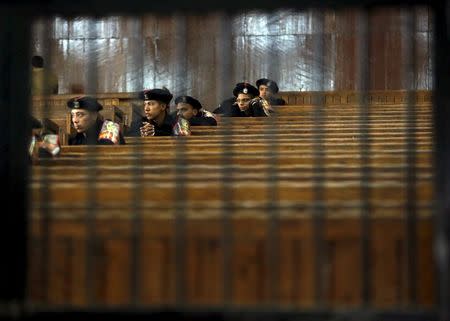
[174,95,203,110]
[67,96,103,112]
[232,82,259,97]
[256,78,279,94]
[139,88,173,105]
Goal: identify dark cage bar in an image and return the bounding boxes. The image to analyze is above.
[0,0,447,321]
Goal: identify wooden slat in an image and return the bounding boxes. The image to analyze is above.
[28,218,434,307]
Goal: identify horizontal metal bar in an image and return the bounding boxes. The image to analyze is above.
[10,306,437,321]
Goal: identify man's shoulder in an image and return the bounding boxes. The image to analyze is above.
[165,112,177,125]
[219,97,236,107]
[68,133,83,145]
[195,111,217,125]
[272,97,286,105]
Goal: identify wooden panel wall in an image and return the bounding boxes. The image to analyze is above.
[31,7,433,110]
[28,217,434,308]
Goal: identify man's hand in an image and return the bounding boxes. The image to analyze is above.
[140,122,155,137]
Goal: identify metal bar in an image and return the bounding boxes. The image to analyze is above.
[84,17,100,306]
[38,15,54,306]
[265,10,281,305]
[173,12,188,305]
[432,2,450,321]
[216,11,233,306]
[130,16,145,306]
[404,6,418,306]
[0,6,31,311]
[312,8,326,307]
[2,3,442,320]
[4,0,435,16]
[356,8,372,306]
[32,16,50,305]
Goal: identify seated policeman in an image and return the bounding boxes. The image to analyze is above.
[126,88,190,136]
[29,116,46,162]
[67,96,125,145]
[174,95,217,126]
[29,116,61,159]
[223,82,270,117]
[256,78,286,105]
[213,96,236,115]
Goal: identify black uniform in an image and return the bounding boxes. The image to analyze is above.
[227,98,269,117]
[67,96,125,145]
[255,78,286,106]
[171,110,217,126]
[190,110,217,126]
[215,82,269,117]
[127,113,186,136]
[268,97,286,106]
[213,97,236,115]
[69,118,126,145]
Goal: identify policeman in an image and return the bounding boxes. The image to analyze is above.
[256,78,286,105]
[174,95,217,126]
[126,88,190,136]
[67,96,125,145]
[29,116,61,159]
[222,82,269,117]
[213,96,236,115]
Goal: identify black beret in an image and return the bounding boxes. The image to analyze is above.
[67,96,103,111]
[232,82,259,97]
[256,78,279,94]
[174,95,203,110]
[139,88,173,104]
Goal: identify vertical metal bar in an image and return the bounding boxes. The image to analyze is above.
[0,6,31,312]
[130,15,145,306]
[312,8,326,307]
[404,6,418,306]
[84,17,99,306]
[216,11,233,307]
[31,16,49,305]
[433,2,450,321]
[265,10,280,306]
[38,15,54,306]
[174,12,188,97]
[173,12,188,306]
[356,8,371,306]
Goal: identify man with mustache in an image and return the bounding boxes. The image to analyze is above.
[173,95,217,126]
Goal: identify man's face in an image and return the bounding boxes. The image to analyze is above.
[236,93,252,111]
[258,84,273,100]
[144,100,166,120]
[176,102,197,120]
[71,109,97,133]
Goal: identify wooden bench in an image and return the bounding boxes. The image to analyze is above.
[31,137,433,203]
[278,89,432,106]
[122,133,432,143]
[28,94,435,308]
[28,216,434,307]
[29,154,434,306]
[186,128,432,138]
[44,99,432,145]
